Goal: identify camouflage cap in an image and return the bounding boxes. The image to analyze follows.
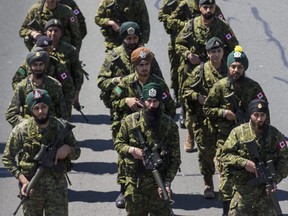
[142,82,163,102]
[227,45,249,71]
[199,0,215,5]
[131,47,154,67]
[36,36,52,47]
[44,18,62,30]
[119,21,141,40]
[26,89,51,111]
[205,37,223,51]
[248,99,268,116]
[26,48,49,67]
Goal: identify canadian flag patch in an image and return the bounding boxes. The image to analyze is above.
[162,91,169,100]
[59,72,68,82]
[70,16,76,23]
[256,92,264,99]
[277,140,287,149]
[74,9,80,15]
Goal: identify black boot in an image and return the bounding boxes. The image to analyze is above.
[179,105,186,129]
[222,200,231,216]
[115,184,125,209]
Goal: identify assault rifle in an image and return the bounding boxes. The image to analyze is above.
[27,0,46,33]
[102,0,125,36]
[224,92,249,125]
[246,140,283,216]
[13,122,75,215]
[130,80,143,102]
[189,62,205,92]
[73,102,89,123]
[131,126,175,216]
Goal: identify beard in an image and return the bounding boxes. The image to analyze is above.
[143,106,162,130]
[250,119,266,134]
[32,111,50,125]
[33,71,45,79]
[202,12,214,20]
[124,42,139,54]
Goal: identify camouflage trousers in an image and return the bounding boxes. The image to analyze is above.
[229,184,277,216]
[216,135,234,201]
[23,173,68,216]
[125,183,171,216]
[112,121,126,185]
[192,117,216,177]
[168,41,180,92]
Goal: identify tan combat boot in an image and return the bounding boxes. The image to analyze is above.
[184,131,194,152]
[203,175,215,199]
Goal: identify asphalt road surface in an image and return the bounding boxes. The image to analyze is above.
[1,1,288,216]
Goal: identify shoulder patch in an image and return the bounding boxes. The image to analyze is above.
[113,86,123,95]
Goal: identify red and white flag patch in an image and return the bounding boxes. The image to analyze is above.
[70,16,76,23]
[277,140,287,149]
[256,92,264,99]
[59,72,68,82]
[225,33,232,40]
[74,9,80,15]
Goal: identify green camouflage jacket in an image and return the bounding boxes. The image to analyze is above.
[114,110,181,188]
[111,73,176,123]
[51,40,84,91]
[203,76,269,136]
[97,44,164,109]
[175,15,238,62]
[182,60,227,117]
[95,0,150,44]
[12,55,75,110]
[221,122,288,185]
[2,117,80,180]
[167,1,225,35]
[6,75,68,128]
[19,3,82,51]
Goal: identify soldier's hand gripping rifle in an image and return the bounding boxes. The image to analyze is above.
[27,0,46,34]
[246,140,283,216]
[224,91,249,125]
[131,126,175,216]
[13,122,75,215]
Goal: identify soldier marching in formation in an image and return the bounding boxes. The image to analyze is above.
[2,0,288,215]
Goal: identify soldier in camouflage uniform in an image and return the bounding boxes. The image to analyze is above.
[182,37,227,199]
[203,46,269,216]
[2,89,81,216]
[12,36,75,116]
[97,21,163,111]
[111,47,175,208]
[44,18,85,108]
[221,99,288,215]
[175,0,238,153]
[6,49,68,128]
[20,0,82,51]
[114,82,181,215]
[95,0,150,51]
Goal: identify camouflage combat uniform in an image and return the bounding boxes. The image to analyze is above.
[203,76,269,201]
[50,40,84,94]
[182,60,227,180]
[12,55,75,115]
[114,110,181,215]
[175,14,238,95]
[58,0,87,39]
[221,122,288,215]
[2,117,80,216]
[19,2,82,51]
[97,44,163,110]
[165,0,226,100]
[95,0,150,51]
[6,75,68,128]
[111,73,175,186]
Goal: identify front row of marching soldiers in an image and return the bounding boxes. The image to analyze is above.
[2,1,288,216]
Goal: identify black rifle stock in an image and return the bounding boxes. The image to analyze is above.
[246,140,283,216]
[130,80,144,102]
[224,91,248,124]
[13,122,75,215]
[131,126,174,216]
[73,102,89,123]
